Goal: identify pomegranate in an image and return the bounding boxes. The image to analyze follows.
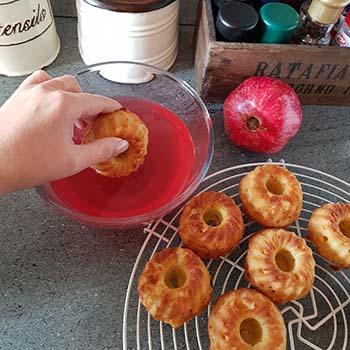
[223,76,302,154]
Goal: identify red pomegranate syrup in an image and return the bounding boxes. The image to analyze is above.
[50,97,195,218]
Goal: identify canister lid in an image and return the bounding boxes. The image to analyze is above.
[216,2,259,41]
[218,2,259,31]
[82,0,177,12]
[214,0,254,7]
[308,0,349,24]
[260,2,299,31]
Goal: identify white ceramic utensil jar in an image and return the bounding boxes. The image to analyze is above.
[0,0,60,77]
[76,0,179,83]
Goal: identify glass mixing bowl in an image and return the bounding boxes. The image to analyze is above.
[37,61,214,229]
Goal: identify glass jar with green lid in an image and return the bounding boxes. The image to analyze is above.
[259,2,299,43]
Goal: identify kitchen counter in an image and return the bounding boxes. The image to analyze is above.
[1,1,350,349]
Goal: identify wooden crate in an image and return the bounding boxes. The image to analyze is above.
[194,0,350,105]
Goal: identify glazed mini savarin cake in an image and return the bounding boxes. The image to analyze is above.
[239,164,303,227]
[208,288,286,350]
[82,108,148,177]
[308,202,350,269]
[138,247,213,328]
[245,228,315,304]
[179,191,244,259]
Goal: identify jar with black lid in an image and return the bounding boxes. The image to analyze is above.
[214,0,254,7]
[216,1,259,42]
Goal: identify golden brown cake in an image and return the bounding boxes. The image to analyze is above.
[208,288,286,350]
[137,247,213,328]
[245,228,315,304]
[82,108,148,177]
[308,202,350,269]
[178,191,244,259]
[239,164,303,227]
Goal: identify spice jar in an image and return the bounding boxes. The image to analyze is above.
[331,5,350,36]
[333,10,350,45]
[294,0,350,45]
[76,0,179,82]
[0,0,60,77]
[259,2,299,43]
[216,1,259,42]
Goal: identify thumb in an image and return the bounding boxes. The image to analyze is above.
[74,137,129,171]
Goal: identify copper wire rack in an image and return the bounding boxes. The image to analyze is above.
[123,160,350,350]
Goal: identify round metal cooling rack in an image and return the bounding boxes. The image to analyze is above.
[123,160,350,350]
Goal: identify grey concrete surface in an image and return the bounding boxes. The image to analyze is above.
[1,2,350,350]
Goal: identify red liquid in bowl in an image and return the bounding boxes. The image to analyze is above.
[50,97,195,218]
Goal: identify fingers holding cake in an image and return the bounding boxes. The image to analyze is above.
[82,108,148,177]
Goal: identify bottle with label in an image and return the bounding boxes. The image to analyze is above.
[294,0,350,45]
[333,10,350,46]
[331,5,349,36]
[299,0,311,21]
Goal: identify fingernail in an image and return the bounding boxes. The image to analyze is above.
[115,139,129,155]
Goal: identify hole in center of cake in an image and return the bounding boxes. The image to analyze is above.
[239,318,262,346]
[275,249,295,272]
[164,265,187,289]
[339,218,350,239]
[266,178,285,195]
[203,209,223,227]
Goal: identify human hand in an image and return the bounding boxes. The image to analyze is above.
[0,70,129,195]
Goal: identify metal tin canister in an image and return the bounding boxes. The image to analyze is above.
[76,0,179,83]
[0,0,60,77]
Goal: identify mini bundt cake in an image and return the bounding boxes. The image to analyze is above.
[138,247,213,328]
[239,164,303,227]
[308,202,350,269]
[245,228,315,304]
[179,191,244,259]
[83,108,148,177]
[208,288,286,350]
